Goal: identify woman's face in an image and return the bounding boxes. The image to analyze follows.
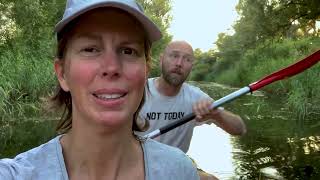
[55,9,148,130]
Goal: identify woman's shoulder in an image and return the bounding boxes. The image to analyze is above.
[6,136,58,163]
[144,138,185,157]
[142,138,200,180]
[0,136,65,180]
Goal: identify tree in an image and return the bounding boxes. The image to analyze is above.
[138,0,173,77]
[190,48,217,81]
[214,0,320,72]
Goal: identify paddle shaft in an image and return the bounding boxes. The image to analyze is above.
[145,87,251,139]
[144,50,320,139]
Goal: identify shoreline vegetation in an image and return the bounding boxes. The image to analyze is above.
[191,37,320,122]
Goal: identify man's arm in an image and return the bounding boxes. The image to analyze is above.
[193,99,246,135]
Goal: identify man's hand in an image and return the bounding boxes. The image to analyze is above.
[192,99,223,122]
[192,98,247,135]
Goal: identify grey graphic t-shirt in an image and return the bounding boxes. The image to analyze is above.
[138,78,211,153]
[0,135,199,180]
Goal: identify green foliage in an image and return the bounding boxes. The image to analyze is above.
[210,63,242,86]
[138,0,173,77]
[212,0,320,80]
[0,0,63,120]
[190,49,217,81]
[287,64,320,124]
[0,119,56,158]
[0,0,65,50]
[235,0,320,45]
[208,0,319,121]
[0,48,56,120]
[213,37,320,121]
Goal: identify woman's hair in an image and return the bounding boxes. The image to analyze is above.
[50,12,152,134]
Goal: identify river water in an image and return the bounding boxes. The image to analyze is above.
[187,81,320,179]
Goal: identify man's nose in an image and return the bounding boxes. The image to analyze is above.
[174,57,183,67]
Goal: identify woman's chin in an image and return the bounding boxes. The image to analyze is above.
[95,112,132,128]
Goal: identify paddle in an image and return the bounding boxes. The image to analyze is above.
[145,50,320,139]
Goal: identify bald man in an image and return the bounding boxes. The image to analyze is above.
[137,41,246,179]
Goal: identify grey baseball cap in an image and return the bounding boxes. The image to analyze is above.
[55,0,162,42]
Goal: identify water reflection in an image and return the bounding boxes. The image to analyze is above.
[188,81,320,179]
[187,124,235,179]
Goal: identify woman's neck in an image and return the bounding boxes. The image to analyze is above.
[60,126,144,180]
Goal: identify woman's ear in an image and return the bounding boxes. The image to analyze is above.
[146,65,150,80]
[54,58,70,92]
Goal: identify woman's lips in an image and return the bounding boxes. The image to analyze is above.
[92,89,128,107]
[93,93,126,100]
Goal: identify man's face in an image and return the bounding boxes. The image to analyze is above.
[161,42,194,86]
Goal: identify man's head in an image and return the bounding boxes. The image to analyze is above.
[160,40,194,86]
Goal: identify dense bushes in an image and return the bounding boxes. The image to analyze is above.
[196,37,320,121]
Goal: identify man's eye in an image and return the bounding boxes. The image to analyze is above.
[170,53,179,59]
[185,57,192,62]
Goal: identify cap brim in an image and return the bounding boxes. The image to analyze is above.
[55,1,162,42]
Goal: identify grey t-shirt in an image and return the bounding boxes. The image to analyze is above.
[137,78,211,153]
[0,135,199,180]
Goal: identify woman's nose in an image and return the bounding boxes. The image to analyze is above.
[100,51,121,78]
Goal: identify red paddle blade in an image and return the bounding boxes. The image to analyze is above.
[249,50,320,91]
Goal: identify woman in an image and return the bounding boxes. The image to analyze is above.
[0,0,199,179]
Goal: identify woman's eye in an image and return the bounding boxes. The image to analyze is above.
[78,46,101,57]
[122,48,134,55]
[120,47,139,57]
[82,47,99,53]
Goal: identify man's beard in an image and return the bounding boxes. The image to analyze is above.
[162,65,188,86]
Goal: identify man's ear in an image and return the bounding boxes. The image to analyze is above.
[54,58,70,92]
[159,53,164,66]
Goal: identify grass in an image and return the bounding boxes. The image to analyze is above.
[0,118,57,158]
[0,34,58,158]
